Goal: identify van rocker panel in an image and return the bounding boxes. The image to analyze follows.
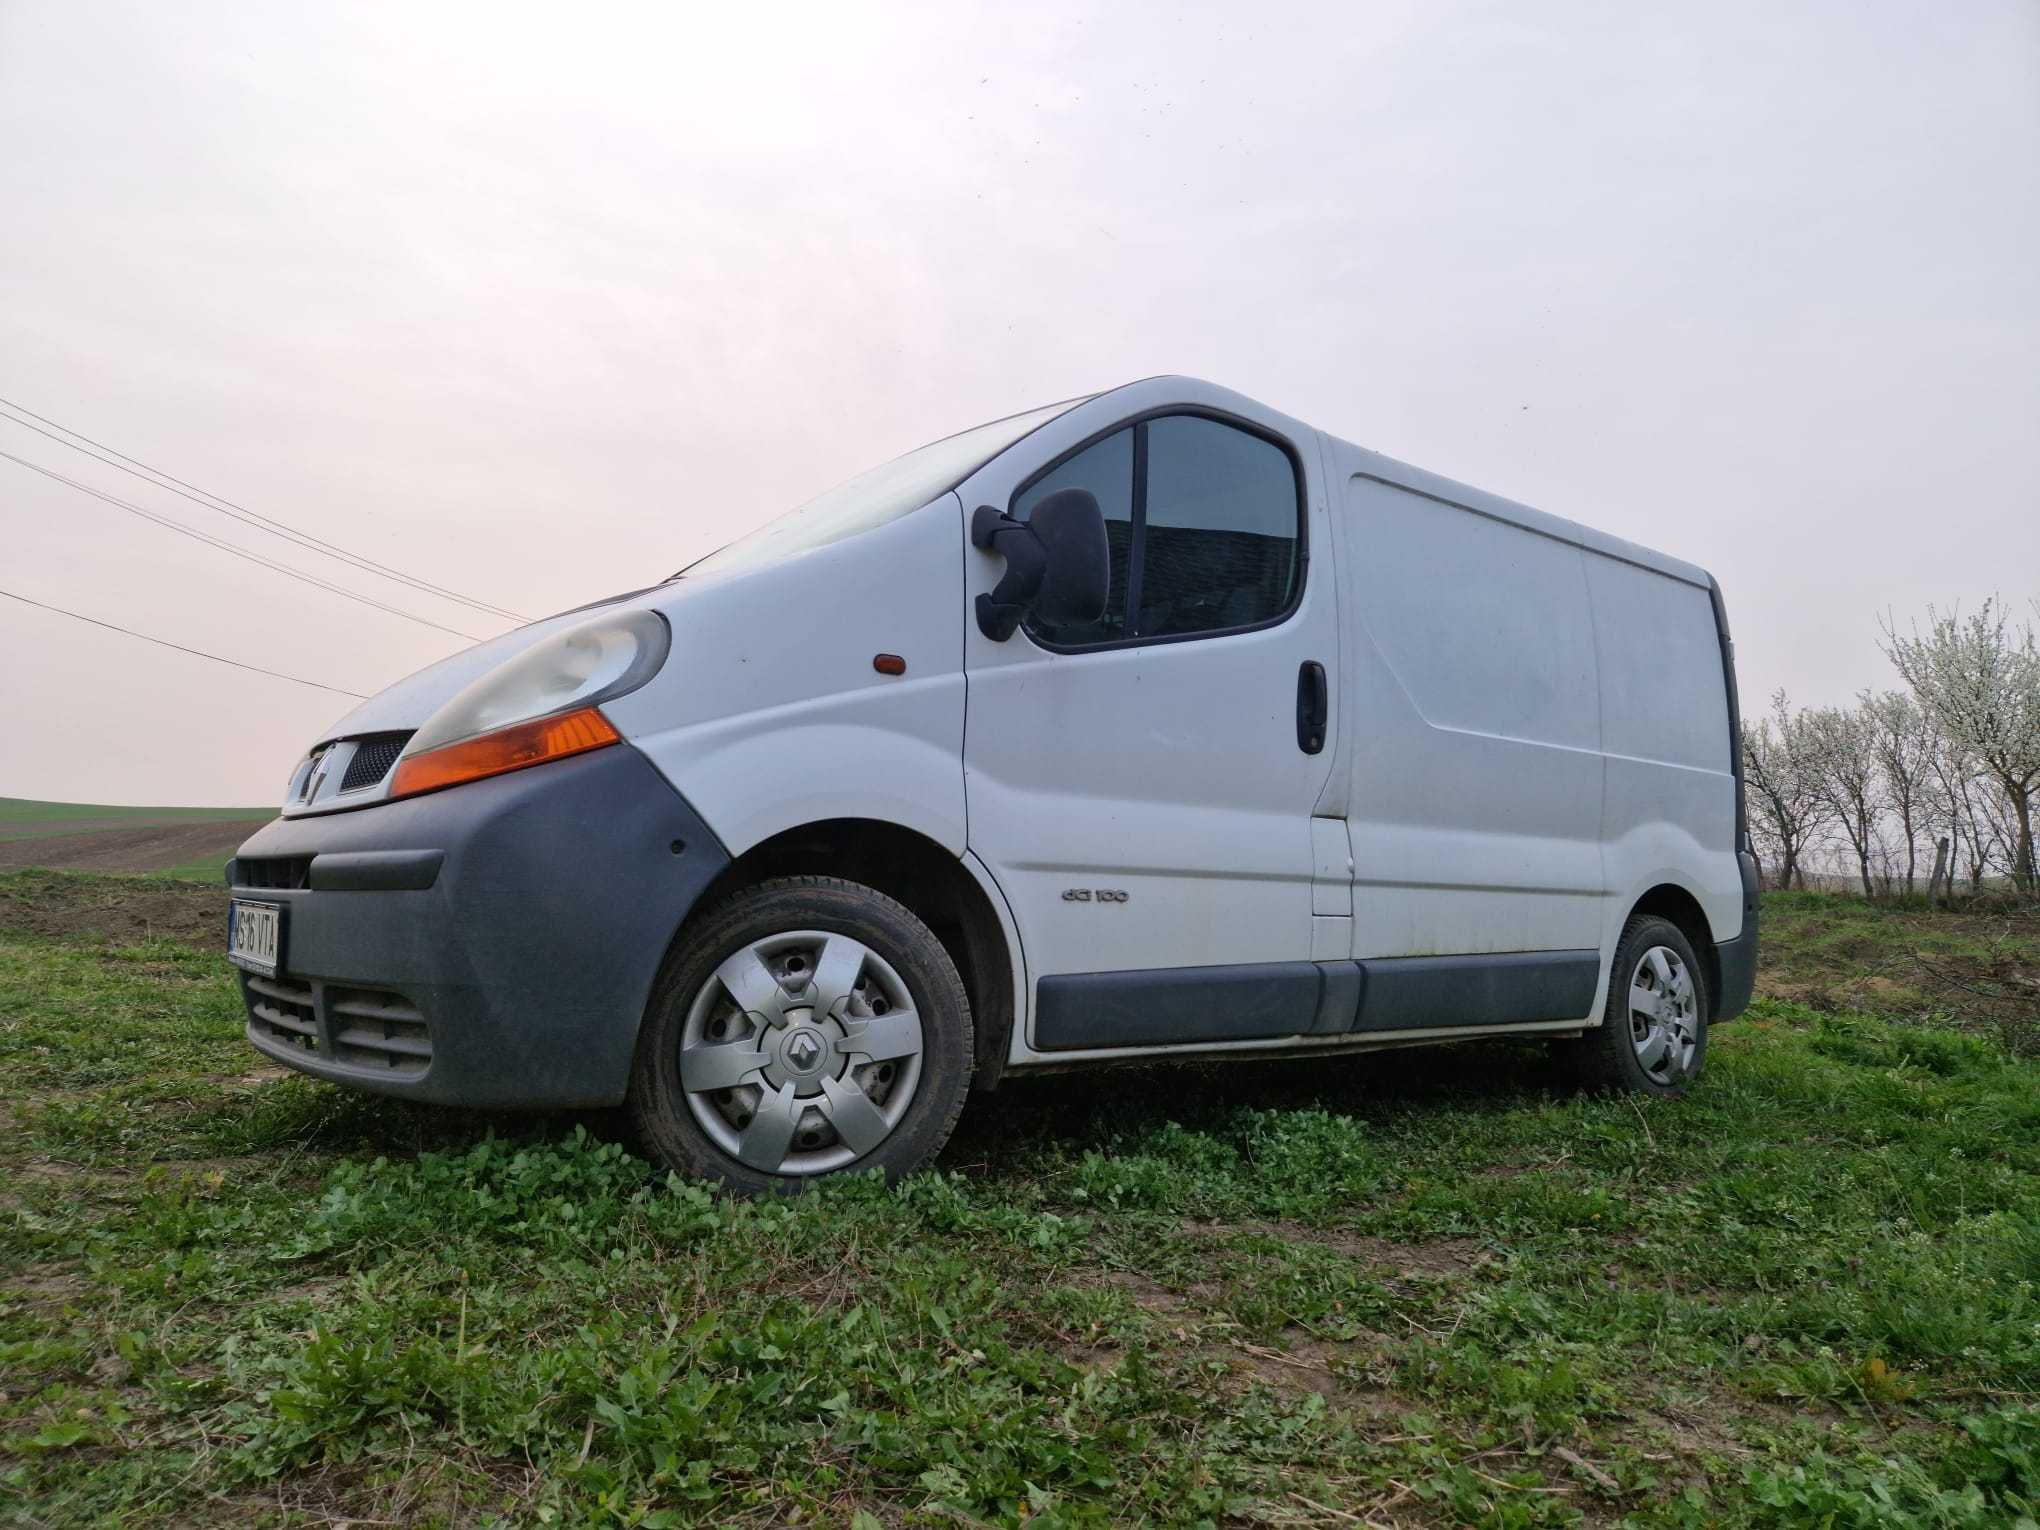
[1033,949,1601,1051]
[1351,950,1600,1032]
[1035,962,1328,1050]
[228,745,730,1108]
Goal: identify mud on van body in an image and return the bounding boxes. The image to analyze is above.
[228,377,1757,1191]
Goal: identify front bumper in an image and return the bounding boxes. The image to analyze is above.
[228,745,729,1108]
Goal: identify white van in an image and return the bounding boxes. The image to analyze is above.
[228,377,1757,1191]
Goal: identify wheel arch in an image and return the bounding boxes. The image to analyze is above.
[1627,882,1721,1015]
[677,818,1017,1089]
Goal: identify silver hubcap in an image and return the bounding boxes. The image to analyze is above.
[679,929,924,1176]
[1628,944,1699,1085]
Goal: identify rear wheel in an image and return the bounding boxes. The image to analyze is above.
[628,876,973,1193]
[1557,915,1708,1095]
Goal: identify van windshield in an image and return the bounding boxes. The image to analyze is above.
[675,395,1090,580]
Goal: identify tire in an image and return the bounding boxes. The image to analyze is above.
[628,876,974,1193]
[1556,915,1709,1096]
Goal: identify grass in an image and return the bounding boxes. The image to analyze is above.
[145,857,238,884]
[2,872,2037,1527]
[1760,890,2040,1056]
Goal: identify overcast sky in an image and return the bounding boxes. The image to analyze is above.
[3,1,2036,805]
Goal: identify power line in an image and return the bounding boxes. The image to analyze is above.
[1,448,487,642]
[0,396,529,623]
[0,587,368,699]
[0,395,530,623]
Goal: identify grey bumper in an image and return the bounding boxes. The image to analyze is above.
[228,745,729,1108]
[1710,850,1760,1023]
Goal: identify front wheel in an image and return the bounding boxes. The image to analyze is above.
[628,876,974,1193]
[1555,915,1709,1096]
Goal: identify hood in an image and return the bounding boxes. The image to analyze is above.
[314,586,661,740]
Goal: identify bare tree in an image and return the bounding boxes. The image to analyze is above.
[1883,600,2040,891]
[1925,737,1994,894]
[1804,702,1882,897]
[1980,780,2028,888]
[1742,690,1833,890]
[1863,689,1934,892]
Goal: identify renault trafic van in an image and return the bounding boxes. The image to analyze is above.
[228,377,1757,1191]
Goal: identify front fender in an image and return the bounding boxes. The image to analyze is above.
[641,684,968,857]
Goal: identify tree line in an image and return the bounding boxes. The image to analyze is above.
[1740,599,2040,899]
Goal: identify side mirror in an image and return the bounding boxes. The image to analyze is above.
[971,490,1109,641]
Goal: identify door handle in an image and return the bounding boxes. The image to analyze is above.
[1296,661,1327,754]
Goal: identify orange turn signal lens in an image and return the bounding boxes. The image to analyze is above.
[388,706,620,799]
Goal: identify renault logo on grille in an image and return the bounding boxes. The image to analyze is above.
[299,747,332,803]
[784,1030,823,1070]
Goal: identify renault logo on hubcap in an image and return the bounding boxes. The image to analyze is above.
[783,1029,824,1072]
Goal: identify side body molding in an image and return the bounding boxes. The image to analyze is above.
[1031,949,1602,1052]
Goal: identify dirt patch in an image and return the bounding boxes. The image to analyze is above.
[1089,1262,1415,1416]
[1618,1385,1853,1472]
[0,821,263,874]
[1756,978,1842,1010]
[1627,1402,1755,1463]
[1198,1218,1487,1278]
[7,1160,94,1186]
[0,871,227,946]
[1324,1232,1486,1275]
[0,1264,90,1307]
[1234,1335,1347,1398]
[1101,1268,1196,1315]
[261,1455,521,1530]
[1226,1333,1422,1432]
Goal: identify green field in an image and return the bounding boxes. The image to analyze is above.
[2,874,2037,1527]
[0,798,270,835]
[0,798,272,885]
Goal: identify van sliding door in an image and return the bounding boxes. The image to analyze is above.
[1336,469,1607,981]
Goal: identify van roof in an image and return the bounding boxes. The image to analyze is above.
[1337,442,1714,591]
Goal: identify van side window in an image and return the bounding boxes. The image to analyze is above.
[1016,414,1302,648]
[1138,416,1300,639]
[1013,427,1134,645]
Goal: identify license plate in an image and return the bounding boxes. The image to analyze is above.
[227,900,284,976]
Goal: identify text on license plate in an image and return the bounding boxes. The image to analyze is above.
[228,900,283,975]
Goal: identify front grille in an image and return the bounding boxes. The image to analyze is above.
[340,733,411,793]
[245,973,320,1051]
[328,987,432,1075]
[235,856,312,890]
[242,975,432,1077]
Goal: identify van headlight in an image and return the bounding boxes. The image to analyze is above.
[389,610,669,799]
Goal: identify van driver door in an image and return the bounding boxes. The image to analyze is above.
[956,383,1343,1055]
